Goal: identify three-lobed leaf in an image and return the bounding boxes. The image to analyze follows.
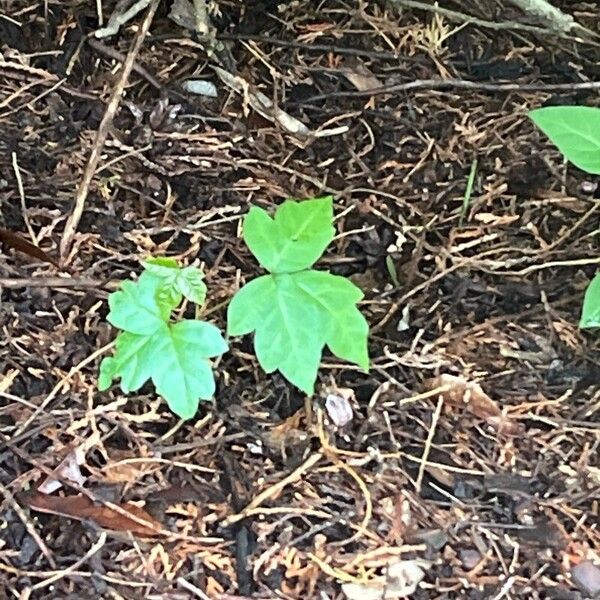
[99,261,226,419]
[243,197,335,273]
[228,271,368,395]
[529,106,600,174]
[580,273,600,329]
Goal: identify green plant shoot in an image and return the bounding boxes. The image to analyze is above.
[227,197,369,394]
[529,105,600,328]
[98,259,227,419]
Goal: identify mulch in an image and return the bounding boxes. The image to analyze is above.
[0,0,599,598]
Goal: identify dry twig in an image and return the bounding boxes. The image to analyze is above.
[60,0,160,261]
[95,0,154,38]
[506,0,597,37]
[0,478,56,568]
[389,0,554,35]
[307,77,600,102]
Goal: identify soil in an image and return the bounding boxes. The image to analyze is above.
[0,1,599,598]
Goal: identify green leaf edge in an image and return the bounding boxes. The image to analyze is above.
[227,269,369,396]
[580,272,600,328]
[243,196,336,274]
[528,105,600,174]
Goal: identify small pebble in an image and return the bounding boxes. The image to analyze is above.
[325,392,353,427]
[580,180,597,194]
[459,549,482,570]
[182,80,218,98]
[571,560,600,598]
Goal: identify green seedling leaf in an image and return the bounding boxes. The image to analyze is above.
[228,272,368,395]
[99,321,227,419]
[229,196,369,393]
[243,196,335,273]
[143,257,207,305]
[99,261,227,419]
[529,106,600,174]
[580,273,600,328]
[106,271,176,335]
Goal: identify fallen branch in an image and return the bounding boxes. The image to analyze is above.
[95,0,153,38]
[388,0,554,35]
[506,0,597,37]
[0,277,116,289]
[60,0,160,262]
[306,77,600,102]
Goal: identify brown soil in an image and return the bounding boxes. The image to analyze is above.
[0,1,598,598]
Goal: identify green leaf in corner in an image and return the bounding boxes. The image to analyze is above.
[243,197,335,273]
[580,273,600,328]
[228,271,369,395]
[529,106,600,174]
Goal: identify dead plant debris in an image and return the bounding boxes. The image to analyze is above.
[0,0,598,598]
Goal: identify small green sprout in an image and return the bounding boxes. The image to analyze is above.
[98,258,227,419]
[227,196,370,395]
[460,157,478,226]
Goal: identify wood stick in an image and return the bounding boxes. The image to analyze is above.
[506,0,596,37]
[59,0,160,262]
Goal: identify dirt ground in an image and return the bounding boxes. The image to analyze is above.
[1,0,599,598]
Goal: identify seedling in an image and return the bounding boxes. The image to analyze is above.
[98,258,228,419]
[460,157,478,226]
[529,105,600,328]
[227,196,369,395]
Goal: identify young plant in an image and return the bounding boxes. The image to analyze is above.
[98,258,228,419]
[227,196,369,394]
[529,105,600,328]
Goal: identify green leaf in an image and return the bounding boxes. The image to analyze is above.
[98,330,160,392]
[243,197,335,273]
[143,258,207,305]
[580,273,600,328]
[144,256,179,269]
[99,320,228,419]
[227,275,277,336]
[227,271,369,395]
[529,106,600,174]
[107,272,175,335]
[294,270,369,369]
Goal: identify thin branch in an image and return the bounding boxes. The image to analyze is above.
[506,0,597,37]
[305,77,600,102]
[59,0,160,262]
[0,277,116,289]
[415,395,444,494]
[0,478,56,568]
[388,0,556,35]
[95,0,153,39]
[11,151,36,243]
